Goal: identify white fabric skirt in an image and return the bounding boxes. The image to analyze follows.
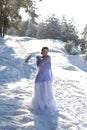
[31,81,57,112]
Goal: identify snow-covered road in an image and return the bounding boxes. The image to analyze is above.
[0,36,87,130]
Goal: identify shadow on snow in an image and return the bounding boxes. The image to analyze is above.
[32,109,59,130]
[0,37,36,85]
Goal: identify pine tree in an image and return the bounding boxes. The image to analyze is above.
[0,0,39,37]
[61,16,78,43]
[82,25,87,54]
[36,14,62,39]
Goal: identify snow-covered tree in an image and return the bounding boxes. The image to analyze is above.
[45,15,61,39]
[82,25,87,54]
[7,27,18,36]
[18,21,29,36]
[61,16,78,43]
[36,22,47,39]
[0,0,39,37]
[25,21,37,37]
[13,20,37,37]
[36,14,62,39]
[82,25,87,41]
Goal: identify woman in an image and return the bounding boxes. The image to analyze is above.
[31,47,57,112]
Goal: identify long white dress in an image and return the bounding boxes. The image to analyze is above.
[31,55,57,112]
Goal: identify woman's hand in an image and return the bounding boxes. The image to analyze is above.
[36,55,42,59]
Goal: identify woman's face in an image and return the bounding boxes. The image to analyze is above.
[41,49,48,56]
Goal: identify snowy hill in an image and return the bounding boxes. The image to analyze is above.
[0,35,87,130]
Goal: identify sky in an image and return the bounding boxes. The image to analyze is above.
[21,0,87,33]
[0,35,87,129]
[36,0,87,33]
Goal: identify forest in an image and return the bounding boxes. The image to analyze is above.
[0,0,87,56]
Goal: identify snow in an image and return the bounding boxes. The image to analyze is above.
[0,35,87,130]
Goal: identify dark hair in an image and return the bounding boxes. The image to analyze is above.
[41,47,49,52]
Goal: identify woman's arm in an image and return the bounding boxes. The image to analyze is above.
[40,56,50,66]
[36,56,43,67]
[36,55,51,67]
